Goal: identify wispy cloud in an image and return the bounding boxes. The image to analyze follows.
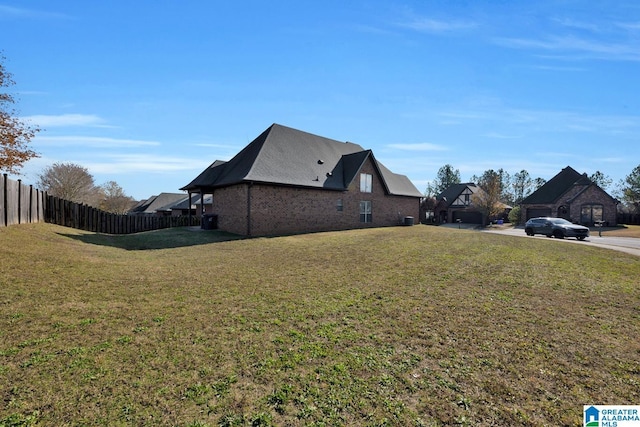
[387,142,447,151]
[484,132,523,139]
[397,17,477,34]
[34,135,161,148]
[0,5,70,20]
[193,142,238,149]
[84,154,210,174]
[553,18,602,33]
[528,64,586,72]
[24,114,109,127]
[494,35,640,61]
[616,21,640,31]
[437,106,640,137]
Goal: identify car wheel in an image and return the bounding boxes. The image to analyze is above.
[525,228,534,236]
[553,230,565,239]
[577,236,586,241]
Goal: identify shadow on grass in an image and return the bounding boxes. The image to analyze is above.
[57,227,245,250]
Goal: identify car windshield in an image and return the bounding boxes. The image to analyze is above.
[550,218,572,225]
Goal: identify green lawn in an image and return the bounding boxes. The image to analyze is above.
[1,223,639,426]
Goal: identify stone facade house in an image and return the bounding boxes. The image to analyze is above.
[181,124,422,236]
[520,166,618,226]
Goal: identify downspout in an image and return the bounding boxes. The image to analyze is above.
[247,182,253,236]
[247,181,253,236]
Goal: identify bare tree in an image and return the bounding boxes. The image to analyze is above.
[1,53,40,174]
[37,162,99,206]
[512,169,533,204]
[497,168,513,205]
[472,169,504,223]
[533,177,547,191]
[589,171,613,191]
[99,181,136,214]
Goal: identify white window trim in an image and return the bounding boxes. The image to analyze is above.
[360,173,372,193]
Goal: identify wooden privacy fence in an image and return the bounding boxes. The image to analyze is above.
[618,213,640,226]
[44,195,200,234]
[2,174,199,233]
[1,174,45,227]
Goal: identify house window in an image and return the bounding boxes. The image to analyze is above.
[360,201,372,223]
[360,173,372,193]
[336,199,343,211]
[581,204,603,224]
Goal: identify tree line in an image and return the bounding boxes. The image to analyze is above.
[37,162,136,214]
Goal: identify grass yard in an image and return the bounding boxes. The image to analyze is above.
[600,224,640,238]
[1,223,639,426]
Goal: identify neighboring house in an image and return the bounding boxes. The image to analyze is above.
[168,194,213,217]
[520,166,618,226]
[435,183,510,225]
[129,193,187,216]
[181,123,422,236]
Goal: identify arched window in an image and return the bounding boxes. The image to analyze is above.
[557,205,569,218]
[581,204,603,225]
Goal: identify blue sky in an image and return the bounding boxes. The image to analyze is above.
[2,1,639,200]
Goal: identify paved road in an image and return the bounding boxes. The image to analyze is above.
[481,226,640,257]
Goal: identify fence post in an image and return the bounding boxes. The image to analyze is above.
[35,188,39,223]
[17,179,22,224]
[2,174,7,227]
[29,185,33,222]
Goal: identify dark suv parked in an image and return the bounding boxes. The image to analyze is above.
[524,217,589,240]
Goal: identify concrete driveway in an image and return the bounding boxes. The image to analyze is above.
[481,226,640,257]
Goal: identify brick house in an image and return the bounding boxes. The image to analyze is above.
[520,166,618,226]
[181,124,422,236]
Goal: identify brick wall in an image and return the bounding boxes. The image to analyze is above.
[209,158,420,236]
[570,185,617,226]
[520,184,617,226]
[211,185,249,235]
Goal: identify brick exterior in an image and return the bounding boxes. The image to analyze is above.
[207,158,420,236]
[521,184,617,226]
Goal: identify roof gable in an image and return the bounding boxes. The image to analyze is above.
[521,166,589,204]
[436,183,479,206]
[181,160,227,191]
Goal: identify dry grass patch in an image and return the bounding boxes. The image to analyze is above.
[600,224,640,238]
[1,223,639,426]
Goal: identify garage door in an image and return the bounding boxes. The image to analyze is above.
[453,211,482,224]
[526,208,551,220]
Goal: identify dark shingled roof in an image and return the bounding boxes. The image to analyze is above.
[182,123,422,197]
[436,183,480,205]
[521,166,590,204]
[129,193,187,214]
[166,194,213,211]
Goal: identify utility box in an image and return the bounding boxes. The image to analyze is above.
[201,214,218,230]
